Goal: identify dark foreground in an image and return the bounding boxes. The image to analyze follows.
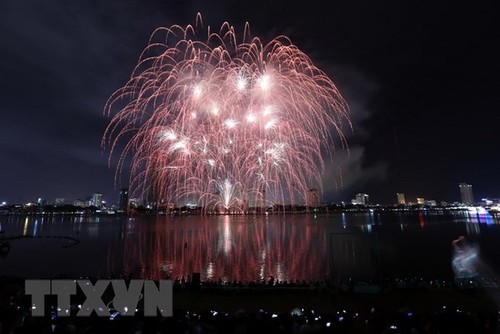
[1,277,499,333]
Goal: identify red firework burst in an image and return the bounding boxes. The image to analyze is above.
[103,13,350,212]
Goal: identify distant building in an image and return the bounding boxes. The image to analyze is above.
[37,198,46,206]
[73,199,86,207]
[396,193,406,205]
[92,192,103,208]
[481,198,500,206]
[425,200,437,206]
[306,188,320,208]
[352,193,369,205]
[255,187,266,210]
[119,188,129,210]
[129,198,141,209]
[459,183,474,205]
[416,197,425,205]
[55,197,65,206]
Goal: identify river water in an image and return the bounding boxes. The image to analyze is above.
[1,211,499,283]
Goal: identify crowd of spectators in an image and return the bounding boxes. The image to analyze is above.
[0,275,498,333]
[0,302,497,333]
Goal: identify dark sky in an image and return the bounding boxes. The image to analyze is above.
[1,0,499,205]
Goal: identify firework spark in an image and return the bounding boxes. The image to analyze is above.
[103,14,350,212]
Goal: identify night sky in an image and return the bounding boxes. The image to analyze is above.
[1,0,499,205]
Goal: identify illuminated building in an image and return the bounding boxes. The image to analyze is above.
[459,183,474,205]
[416,197,425,205]
[119,188,129,211]
[73,199,86,207]
[396,193,406,205]
[353,193,369,205]
[92,192,103,208]
[55,197,65,206]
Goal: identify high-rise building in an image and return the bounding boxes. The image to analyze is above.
[354,193,369,205]
[396,193,406,205]
[92,192,103,208]
[119,188,129,211]
[459,183,474,205]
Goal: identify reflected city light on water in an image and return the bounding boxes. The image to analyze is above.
[465,211,495,225]
[0,211,499,281]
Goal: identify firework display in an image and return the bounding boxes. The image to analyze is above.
[103,14,350,212]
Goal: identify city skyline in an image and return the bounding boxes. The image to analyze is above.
[1,181,493,208]
[1,1,499,205]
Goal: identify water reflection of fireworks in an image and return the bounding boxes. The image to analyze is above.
[117,215,327,282]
